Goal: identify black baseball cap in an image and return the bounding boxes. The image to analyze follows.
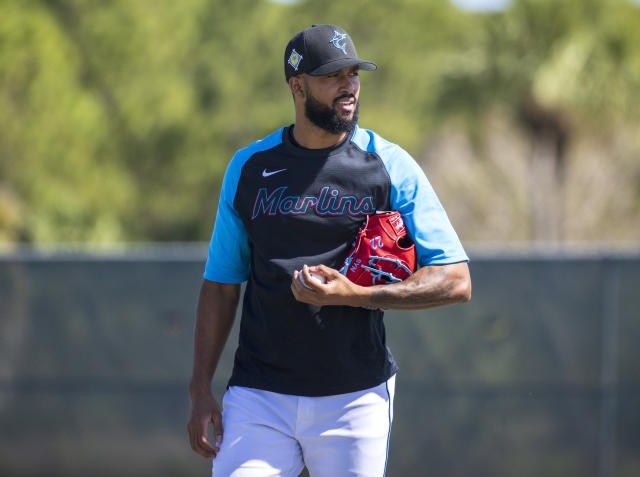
[284,24,377,81]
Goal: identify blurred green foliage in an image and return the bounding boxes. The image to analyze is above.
[1,0,639,244]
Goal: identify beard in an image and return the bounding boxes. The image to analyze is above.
[304,91,359,135]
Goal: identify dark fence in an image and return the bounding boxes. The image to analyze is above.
[0,246,638,477]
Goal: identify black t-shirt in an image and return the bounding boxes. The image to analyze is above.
[204,125,468,396]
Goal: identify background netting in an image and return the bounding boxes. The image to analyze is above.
[0,249,638,477]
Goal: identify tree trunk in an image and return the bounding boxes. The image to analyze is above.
[528,130,564,241]
[519,99,569,242]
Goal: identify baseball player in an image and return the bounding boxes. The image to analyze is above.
[187,24,471,477]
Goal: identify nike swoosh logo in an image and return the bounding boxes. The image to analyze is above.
[262,168,287,177]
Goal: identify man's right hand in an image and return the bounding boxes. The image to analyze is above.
[187,391,224,458]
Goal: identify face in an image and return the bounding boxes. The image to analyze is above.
[297,66,361,134]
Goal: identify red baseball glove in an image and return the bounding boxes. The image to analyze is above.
[339,211,417,286]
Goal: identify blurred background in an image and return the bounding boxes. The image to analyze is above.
[0,0,639,476]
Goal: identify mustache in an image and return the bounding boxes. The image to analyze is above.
[333,94,356,104]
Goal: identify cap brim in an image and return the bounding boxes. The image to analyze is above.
[308,58,377,76]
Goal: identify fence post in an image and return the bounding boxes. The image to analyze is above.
[598,258,619,477]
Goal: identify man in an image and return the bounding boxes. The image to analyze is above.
[187,24,471,477]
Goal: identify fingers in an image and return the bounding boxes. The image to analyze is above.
[187,397,223,459]
[304,264,334,287]
[291,269,308,300]
[187,414,218,458]
[291,266,315,303]
[311,263,337,279]
[213,411,224,447]
[292,265,319,292]
[302,265,327,288]
[301,265,319,289]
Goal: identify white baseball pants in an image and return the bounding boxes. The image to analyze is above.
[211,375,395,477]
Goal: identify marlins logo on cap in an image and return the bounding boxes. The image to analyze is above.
[288,48,303,71]
[330,30,348,55]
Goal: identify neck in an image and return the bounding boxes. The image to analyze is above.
[292,115,348,149]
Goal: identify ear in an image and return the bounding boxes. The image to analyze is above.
[289,76,305,99]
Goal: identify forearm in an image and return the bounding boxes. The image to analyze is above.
[292,262,470,310]
[364,261,471,310]
[189,280,240,397]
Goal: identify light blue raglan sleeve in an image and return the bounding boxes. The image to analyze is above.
[203,156,250,283]
[382,145,469,267]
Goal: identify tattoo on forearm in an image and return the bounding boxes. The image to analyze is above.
[369,264,466,310]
